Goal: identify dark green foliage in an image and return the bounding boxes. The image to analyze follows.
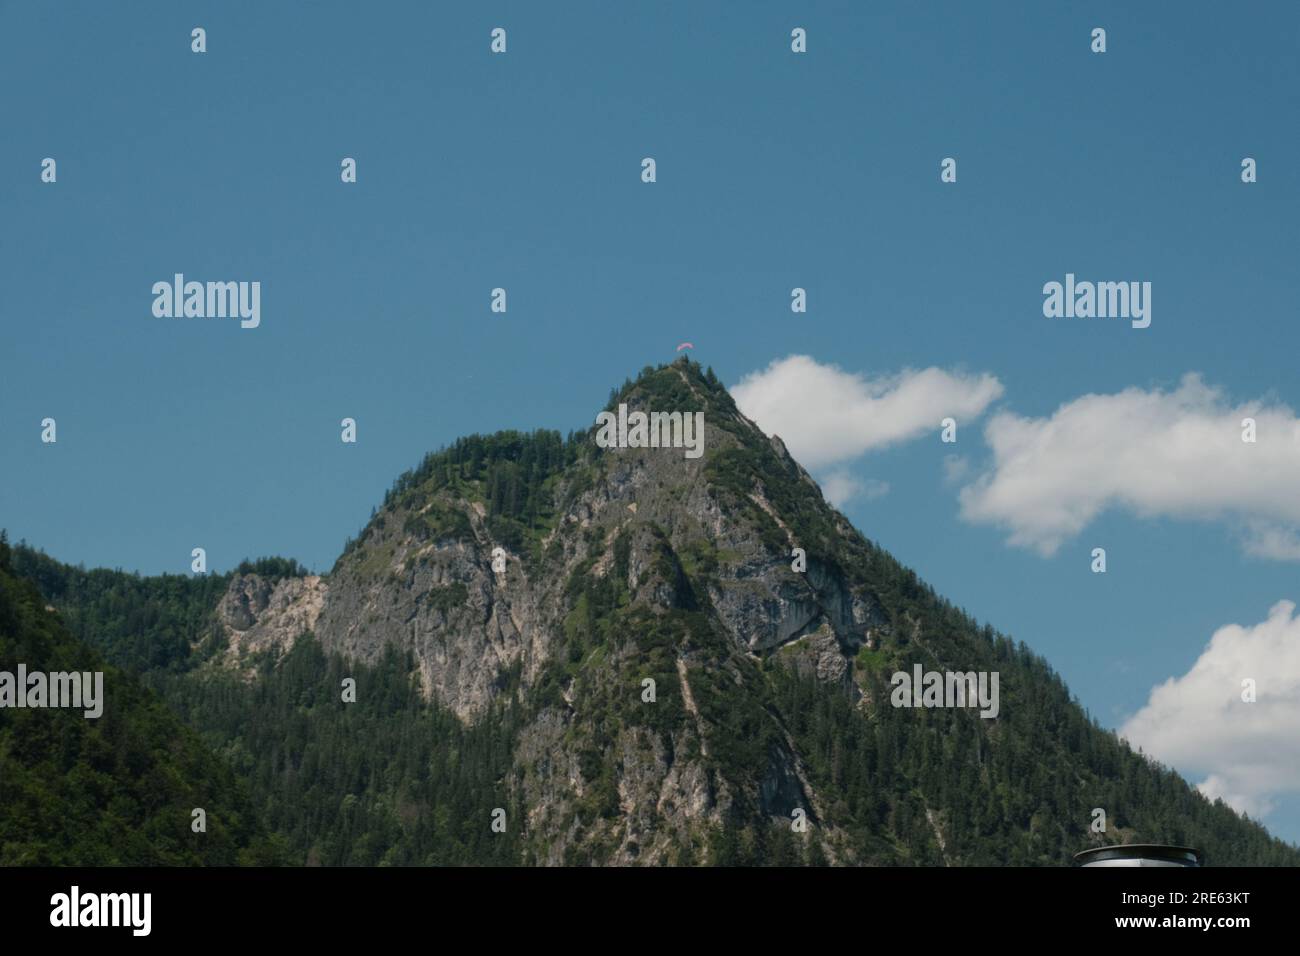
[6,360,1299,868]
[697,379,845,562]
[6,538,518,867]
[234,556,309,580]
[768,662,1299,866]
[344,430,585,570]
[610,607,690,740]
[576,747,620,821]
[706,448,793,553]
[154,637,522,866]
[425,583,469,614]
[386,430,578,508]
[402,504,474,544]
[605,362,713,417]
[0,551,279,865]
[11,545,232,673]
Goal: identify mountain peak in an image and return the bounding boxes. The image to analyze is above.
[605,356,730,416]
[18,360,1294,866]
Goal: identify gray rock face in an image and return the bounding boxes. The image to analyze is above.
[311,526,551,722]
[260,406,879,724]
[216,574,326,670]
[208,359,891,861]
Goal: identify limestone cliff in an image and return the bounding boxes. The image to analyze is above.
[209,358,892,861]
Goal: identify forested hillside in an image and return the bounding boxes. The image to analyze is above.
[0,533,280,865]
[5,361,1298,866]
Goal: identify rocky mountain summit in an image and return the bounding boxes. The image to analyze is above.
[190,357,1299,865]
[221,359,881,714]
[210,359,889,860]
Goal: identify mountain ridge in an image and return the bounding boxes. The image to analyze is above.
[8,358,1299,865]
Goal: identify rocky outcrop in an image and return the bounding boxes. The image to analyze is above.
[216,573,326,670]
[311,524,552,722]
[208,358,891,861]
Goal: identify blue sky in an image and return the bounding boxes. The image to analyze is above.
[3,1,1299,844]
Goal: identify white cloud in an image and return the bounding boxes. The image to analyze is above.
[820,471,888,508]
[958,374,1300,557]
[1243,523,1300,562]
[1120,601,1300,821]
[942,454,971,486]
[731,355,1003,470]
[1197,775,1274,820]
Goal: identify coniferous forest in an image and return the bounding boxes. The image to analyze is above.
[5,488,1297,867]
